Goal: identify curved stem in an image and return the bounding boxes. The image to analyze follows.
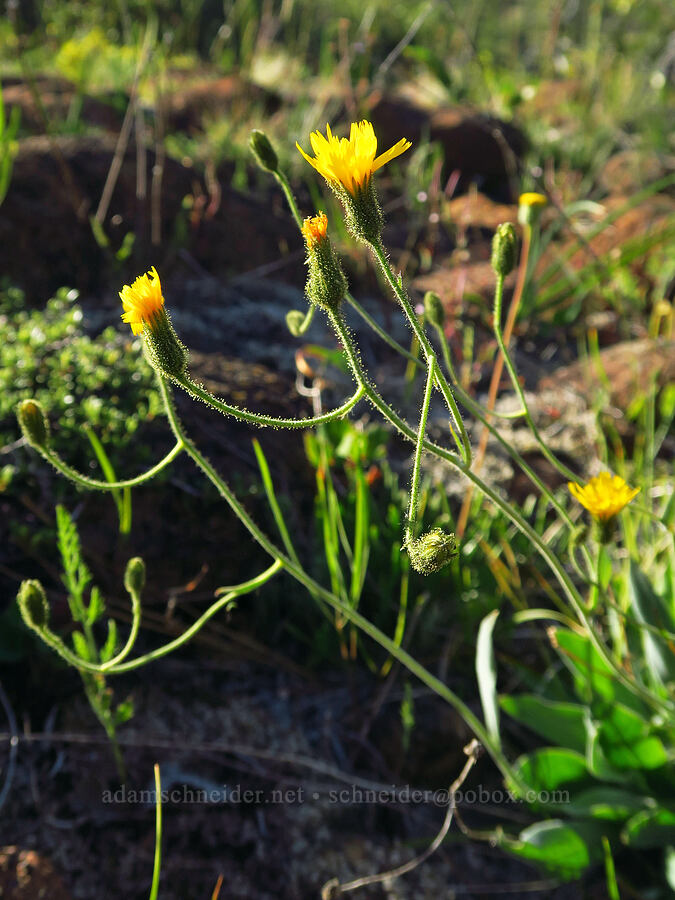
[431,321,594,579]
[492,274,579,483]
[368,241,471,463]
[406,357,436,543]
[327,312,669,713]
[38,560,284,675]
[99,585,142,671]
[41,442,184,491]
[156,373,526,790]
[345,291,426,370]
[273,170,303,229]
[175,374,365,429]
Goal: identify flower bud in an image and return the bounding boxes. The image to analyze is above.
[406,528,457,575]
[17,399,50,450]
[423,291,445,329]
[518,192,547,227]
[143,308,189,380]
[17,579,50,630]
[491,223,518,277]
[124,557,146,594]
[302,213,347,311]
[249,130,279,173]
[286,310,307,336]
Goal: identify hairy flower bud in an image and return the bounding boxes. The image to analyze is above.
[518,192,547,227]
[124,557,146,594]
[17,579,50,630]
[423,291,445,329]
[17,399,50,450]
[286,310,307,337]
[302,213,347,311]
[249,130,279,173]
[491,223,518,278]
[406,528,457,575]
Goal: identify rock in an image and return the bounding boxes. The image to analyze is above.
[162,74,280,133]
[0,846,71,900]
[2,76,124,134]
[533,193,675,324]
[445,192,517,232]
[412,253,516,311]
[367,93,527,193]
[0,135,300,300]
[538,338,675,416]
[518,79,584,127]
[598,149,673,195]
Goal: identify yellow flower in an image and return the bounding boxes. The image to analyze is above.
[296,121,411,196]
[568,473,640,522]
[120,266,164,336]
[301,212,328,247]
[518,192,547,208]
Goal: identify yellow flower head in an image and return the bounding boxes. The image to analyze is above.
[120,266,164,336]
[301,212,328,248]
[296,121,411,196]
[518,192,547,208]
[568,472,640,522]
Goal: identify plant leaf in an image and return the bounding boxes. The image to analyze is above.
[476,609,501,750]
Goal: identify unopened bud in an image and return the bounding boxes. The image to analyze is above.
[286,310,306,336]
[143,307,189,380]
[491,223,518,277]
[406,528,457,575]
[302,214,347,311]
[249,130,279,173]
[518,192,547,227]
[423,291,445,328]
[124,557,146,594]
[17,579,50,630]
[17,399,50,450]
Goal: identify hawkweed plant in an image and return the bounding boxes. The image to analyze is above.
[16,121,674,887]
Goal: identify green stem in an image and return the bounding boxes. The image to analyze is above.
[346,291,426,369]
[156,373,525,790]
[492,273,578,483]
[406,358,436,543]
[431,320,594,579]
[41,442,184,491]
[273,170,303,229]
[175,375,365,429]
[369,241,471,464]
[327,312,669,713]
[99,585,142,671]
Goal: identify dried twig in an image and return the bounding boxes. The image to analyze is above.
[321,739,483,898]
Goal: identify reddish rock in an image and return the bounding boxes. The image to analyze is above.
[445,192,517,231]
[538,338,675,414]
[0,846,71,899]
[2,76,124,134]
[535,194,675,307]
[598,149,672,195]
[367,93,527,188]
[0,134,300,300]
[163,74,280,133]
[412,253,516,311]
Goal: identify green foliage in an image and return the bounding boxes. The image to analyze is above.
[0,285,160,469]
[496,566,675,890]
[298,418,457,667]
[55,504,134,778]
[0,81,20,206]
